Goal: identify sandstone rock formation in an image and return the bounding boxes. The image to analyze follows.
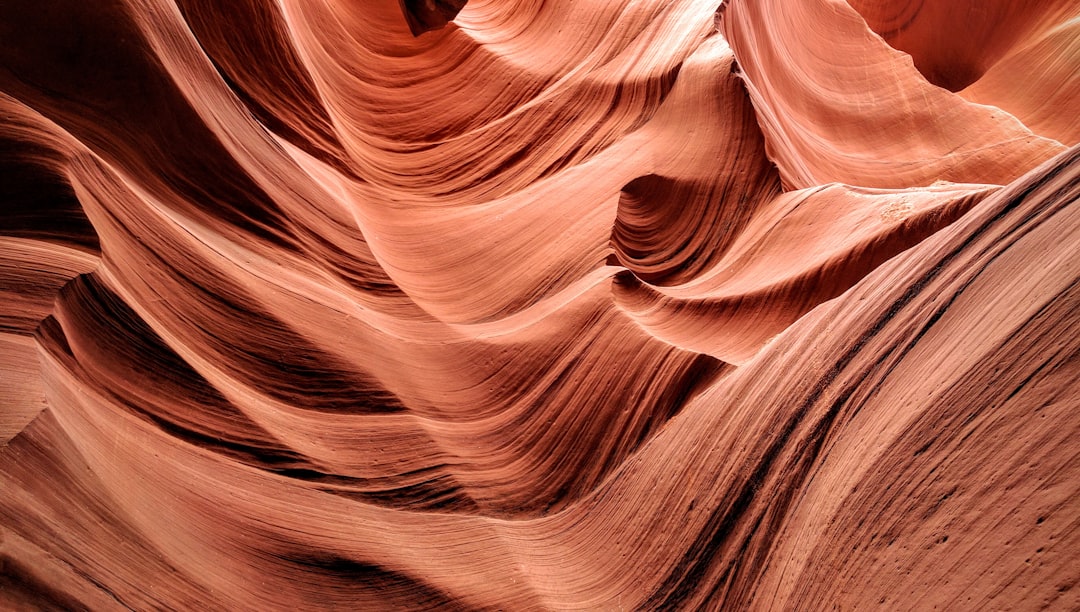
[1,0,1078,609]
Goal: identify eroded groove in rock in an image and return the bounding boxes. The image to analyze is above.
[0,0,1077,608]
[399,0,469,37]
[719,0,1067,189]
[848,0,1078,91]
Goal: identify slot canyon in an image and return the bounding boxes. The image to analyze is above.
[1,0,1078,608]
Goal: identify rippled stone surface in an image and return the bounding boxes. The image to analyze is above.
[1,0,1078,608]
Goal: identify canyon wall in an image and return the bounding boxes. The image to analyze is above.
[1,0,1078,608]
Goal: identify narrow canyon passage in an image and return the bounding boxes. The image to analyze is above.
[1,0,1078,609]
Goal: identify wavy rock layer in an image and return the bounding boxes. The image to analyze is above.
[1,0,1078,609]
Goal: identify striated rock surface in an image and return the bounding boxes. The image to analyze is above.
[1,0,1078,609]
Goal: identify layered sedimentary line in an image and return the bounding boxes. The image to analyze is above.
[1,0,1078,609]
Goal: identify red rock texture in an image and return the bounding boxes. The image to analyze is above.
[1,0,1078,609]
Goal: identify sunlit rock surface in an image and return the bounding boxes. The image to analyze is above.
[1,0,1078,608]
